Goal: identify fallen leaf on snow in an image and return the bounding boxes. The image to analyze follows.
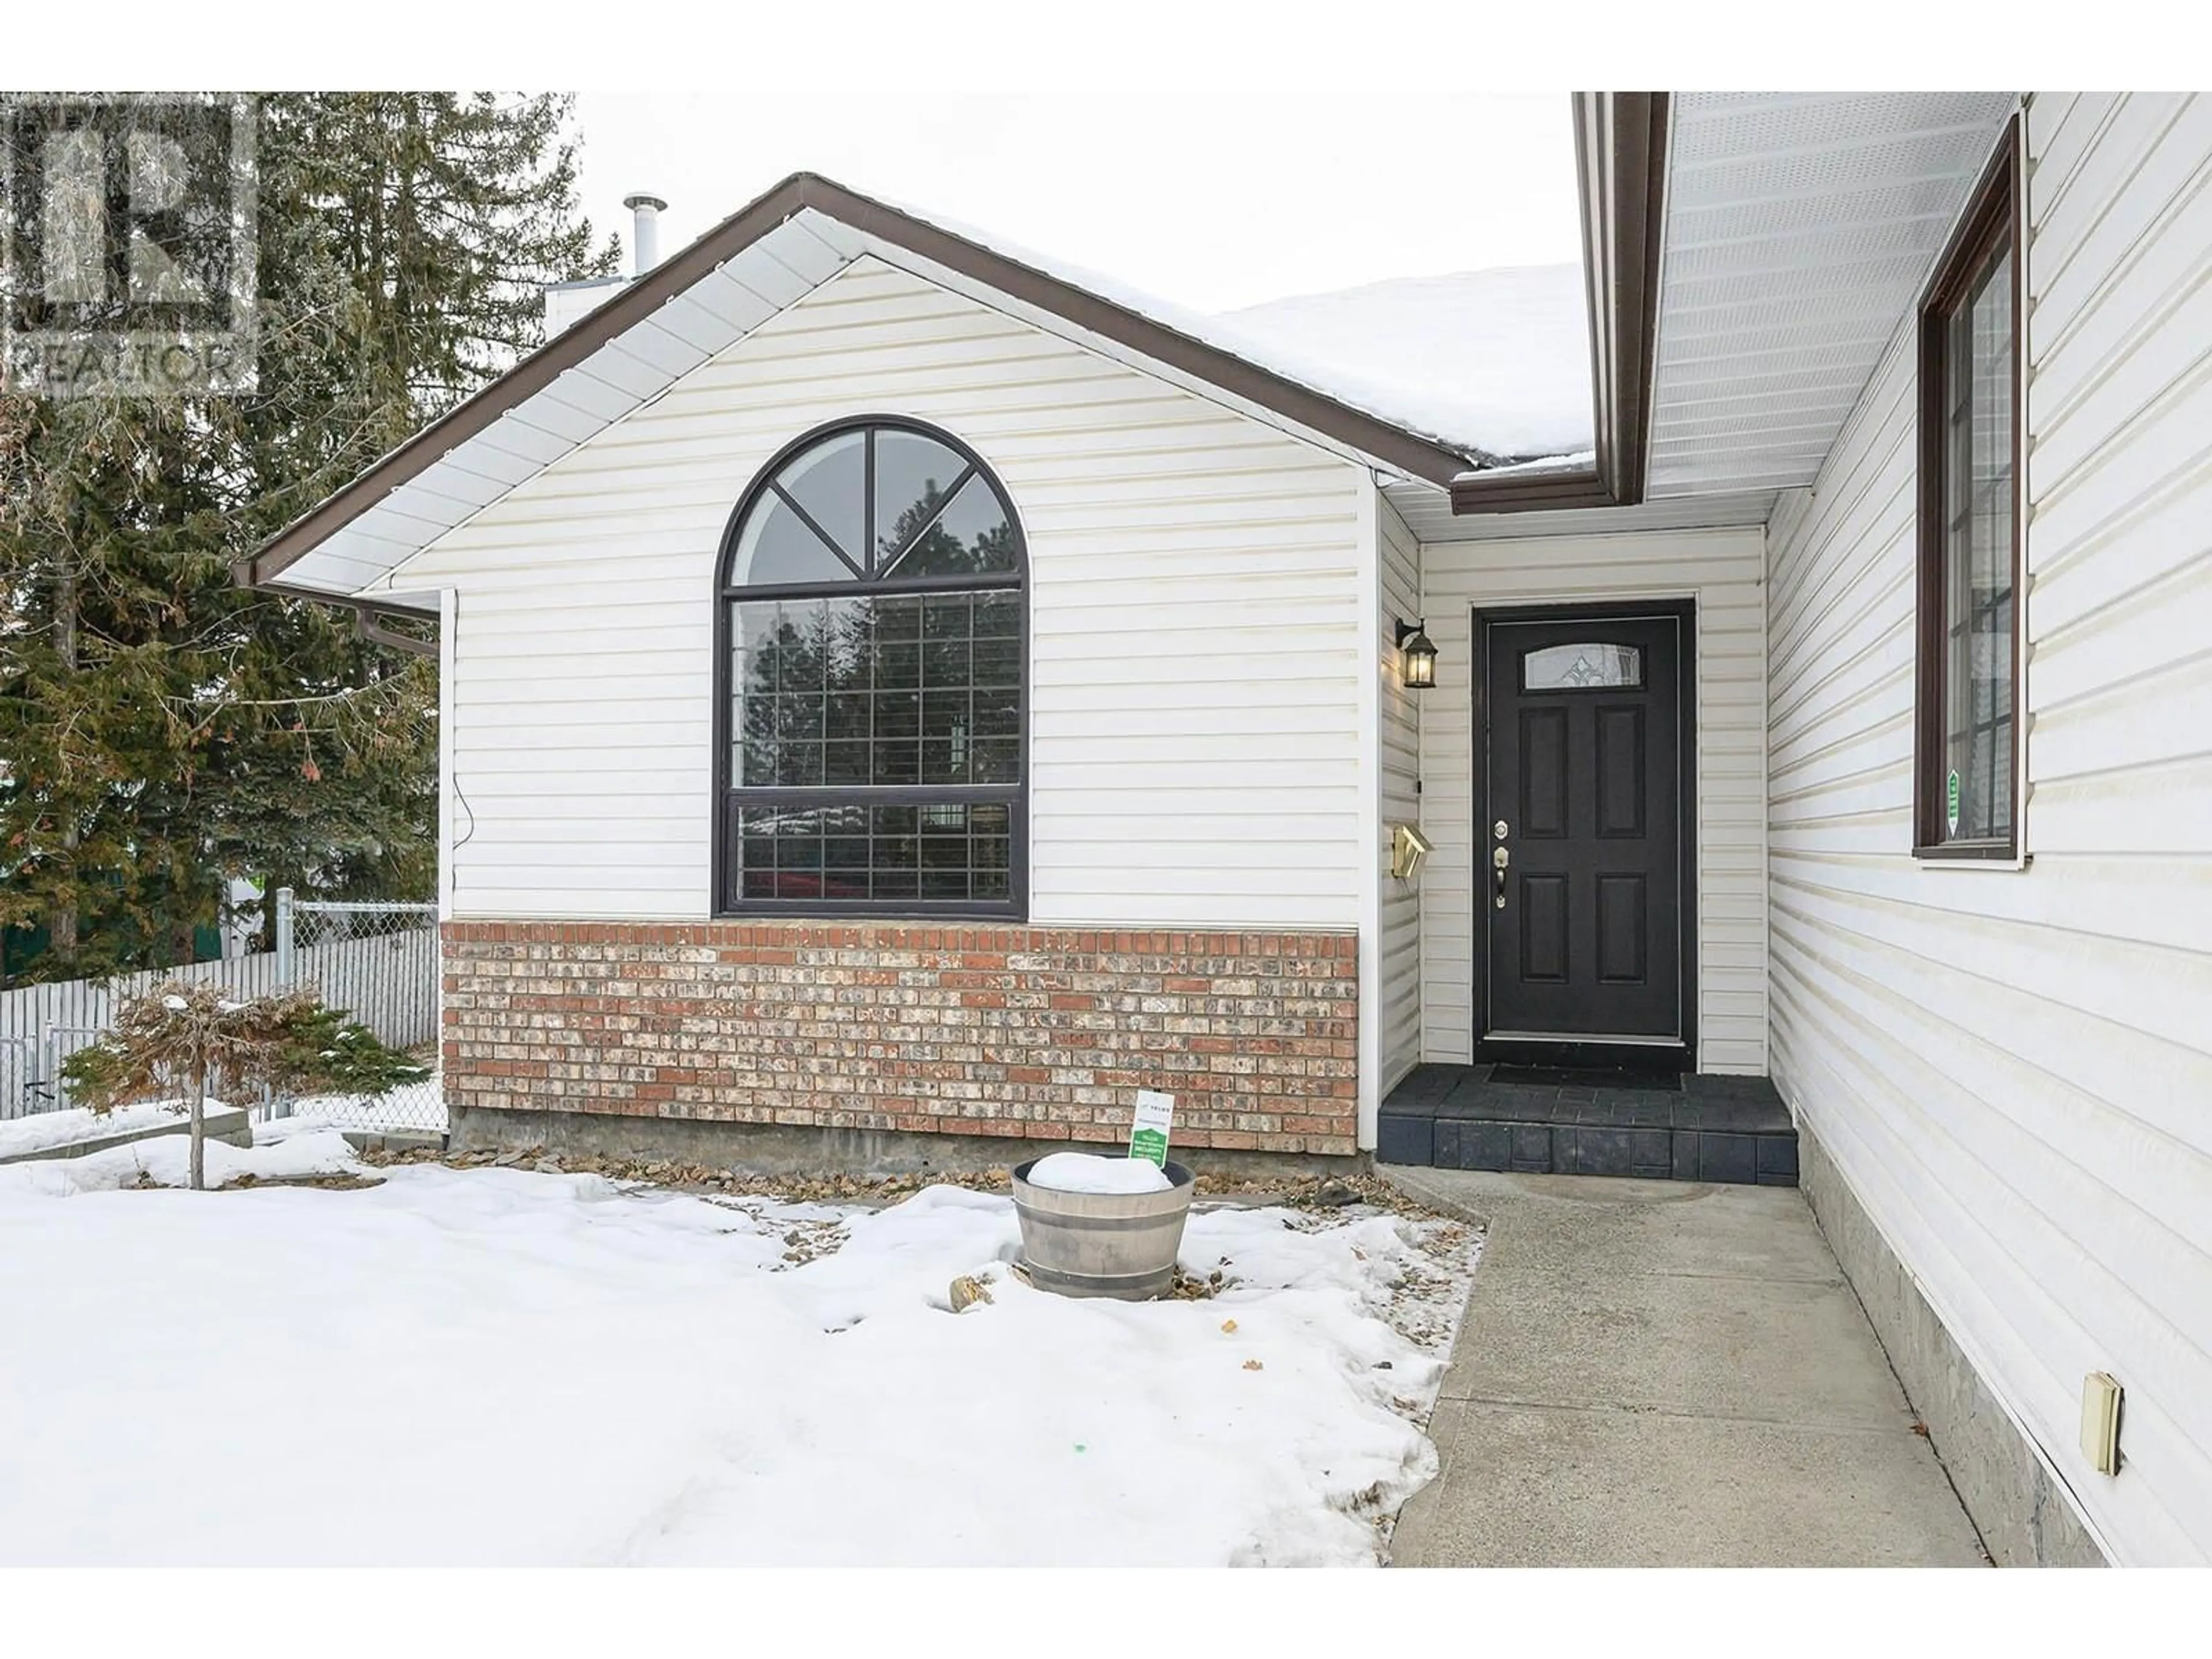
[1220,1319,1238,1334]
[1243,1359,1264,1372]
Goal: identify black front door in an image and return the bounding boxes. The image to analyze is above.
[1478,604,1691,1060]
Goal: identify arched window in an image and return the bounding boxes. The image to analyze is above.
[714,417,1026,916]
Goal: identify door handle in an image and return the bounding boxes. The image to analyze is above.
[1492,844,1509,908]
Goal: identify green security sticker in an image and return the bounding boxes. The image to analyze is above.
[1946,768,1961,836]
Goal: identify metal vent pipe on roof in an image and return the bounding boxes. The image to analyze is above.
[623,191,669,276]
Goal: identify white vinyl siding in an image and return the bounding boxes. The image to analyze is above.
[378,257,1368,928]
[1415,528,1770,1073]
[1766,92,2212,1566]
[1378,492,1423,1093]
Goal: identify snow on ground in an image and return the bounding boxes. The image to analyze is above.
[0,1066,446,1167]
[0,1100,188,1160]
[0,1126,361,1198]
[0,1137,1478,1566]
[0,1097,247,1161]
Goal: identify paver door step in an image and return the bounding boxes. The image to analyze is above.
[1376,1063,1796,1186]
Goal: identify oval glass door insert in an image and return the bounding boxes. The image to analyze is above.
[1522,642,1644,691]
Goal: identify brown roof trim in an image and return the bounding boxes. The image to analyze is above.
[815,183,1490,487]
[237,173,1486,594]
[1452,91,1669,516]
[1447,466,1616,513]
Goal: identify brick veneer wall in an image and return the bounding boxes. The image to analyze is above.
[441,922,1359,1156]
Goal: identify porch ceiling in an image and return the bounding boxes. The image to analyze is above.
[1645,92,2016,499]
[1384,477,1775,544]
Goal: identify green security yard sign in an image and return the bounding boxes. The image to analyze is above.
[1946,768,1961,838]
[1130,1090,1175,1166]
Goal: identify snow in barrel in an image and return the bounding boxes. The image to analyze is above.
[1011,1150,1197,1301]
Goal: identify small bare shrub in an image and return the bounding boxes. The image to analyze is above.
[63,982,430,1190]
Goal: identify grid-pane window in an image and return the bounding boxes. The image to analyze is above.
[1942,241,2014,843]
[730,592,1022,790]
[717,420,1024,914]
[1917,123,2021,857]
[733,802,1013,905]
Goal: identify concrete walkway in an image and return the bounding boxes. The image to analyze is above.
[1383,1169,1987,1567]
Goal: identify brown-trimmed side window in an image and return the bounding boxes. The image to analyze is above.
[1916,118,2023,857]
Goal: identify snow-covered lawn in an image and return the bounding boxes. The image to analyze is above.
[0,1098,220,1161]
[0,1134,1477,1566]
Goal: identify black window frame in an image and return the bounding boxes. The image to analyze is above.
[711,414,1029,919]
[1914,114,2026,861]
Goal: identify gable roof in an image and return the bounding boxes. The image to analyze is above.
[237,171,1578,607]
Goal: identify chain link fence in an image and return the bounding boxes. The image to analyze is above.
[266,892,445,1137]
[1,890,444,1139]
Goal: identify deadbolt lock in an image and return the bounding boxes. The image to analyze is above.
[1493,819,1509,840]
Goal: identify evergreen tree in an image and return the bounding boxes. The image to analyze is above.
[0,93,619,982]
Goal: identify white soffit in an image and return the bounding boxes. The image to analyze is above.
[288,200,1497,603]
[294,210,872,600]
[1384,478,1777,544]
[1646,91,2017,499]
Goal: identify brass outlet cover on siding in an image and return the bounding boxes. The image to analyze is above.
[2080,1372,2123,1476]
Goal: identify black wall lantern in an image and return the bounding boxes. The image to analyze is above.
[1396,619,1438,690]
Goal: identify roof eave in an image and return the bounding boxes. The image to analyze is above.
[238,172,1484,597]
[245,575,442,621]
[1451,90,1669,516]
[237,173,813,593]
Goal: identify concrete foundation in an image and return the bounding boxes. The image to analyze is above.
[1797,1119,2107,1567]
[450,1103,1360,1183]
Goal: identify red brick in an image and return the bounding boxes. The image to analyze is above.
[439,919,1356,1157]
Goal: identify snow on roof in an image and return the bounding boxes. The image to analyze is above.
[1219,264,1595,463]
[257,176,1604,601]
[865,188,1593,469]
[1450,446,1599,486]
